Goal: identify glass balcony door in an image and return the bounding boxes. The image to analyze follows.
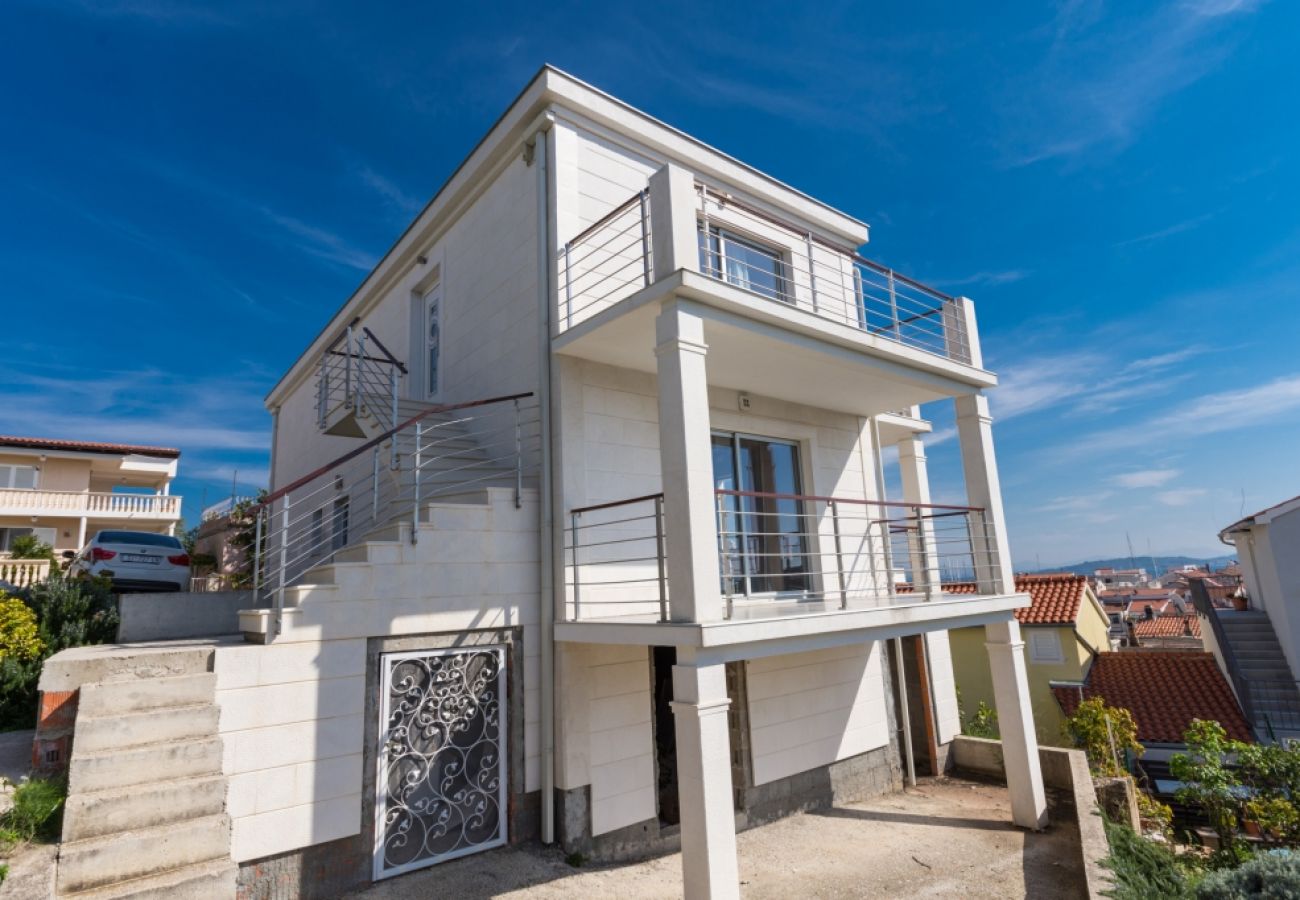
[712,432,811,598]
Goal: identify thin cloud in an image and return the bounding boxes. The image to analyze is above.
[1115,211,1218,247]
[1112,468,1180,489]
[1157,488,1209,507]
[356,166,422,216]
[934,269,1032,289]
[259,208,377,271]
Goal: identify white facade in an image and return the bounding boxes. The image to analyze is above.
[234,67,1044,898]
[1221,495,1300,678]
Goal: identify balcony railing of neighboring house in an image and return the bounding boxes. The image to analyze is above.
[201,495,255,523]
[316,320,408,432]
[0,558,51,588]
[247,392,541,626]
[563,489,1002,622]
[557,184,973,365]
[0,489,182,519]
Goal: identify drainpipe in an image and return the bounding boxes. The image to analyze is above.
[531,117,558,845]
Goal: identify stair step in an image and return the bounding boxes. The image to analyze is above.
[69,736,224,794]
[56,814,231,895]
[74,703,219,753]
[77,674,215,717]
[61,858,237,900]
[63,774,227,841]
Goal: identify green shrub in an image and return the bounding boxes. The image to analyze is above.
[0,778,65,844]
[0,596,43,662]
[963,701,999,738]
[1065,697,1144,777]
[0,656,42,731]
[6,535,55,563]
[1173,720,1249,863]
[1196,850,1300,898]
[17,573,118,653]
[1103,818,1192,899]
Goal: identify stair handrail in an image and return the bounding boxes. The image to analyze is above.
[255,390,536,512]
[360,326,408,374]
[1190,579,1259,731]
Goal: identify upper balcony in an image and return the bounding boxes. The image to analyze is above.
[552,164,995,419]
[0,488,182,522]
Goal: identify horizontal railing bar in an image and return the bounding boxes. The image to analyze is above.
[715,489,981,513]
[571,492,665,515]
[562,191,646,248]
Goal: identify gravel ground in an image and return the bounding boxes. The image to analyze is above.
[350,777,1087,899]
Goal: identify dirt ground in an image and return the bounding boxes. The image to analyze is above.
[350,777,1087,899]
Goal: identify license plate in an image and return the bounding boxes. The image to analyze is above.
[121,553,159,564]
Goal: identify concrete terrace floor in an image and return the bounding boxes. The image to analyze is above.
[350,777,1087,899]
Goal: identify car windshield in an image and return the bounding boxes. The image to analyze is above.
[96,531,183,549]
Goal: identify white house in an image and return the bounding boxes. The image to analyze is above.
[40,67,1046,900]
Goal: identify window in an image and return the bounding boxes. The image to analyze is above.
[425,289,441,398]
[1027,629,1064,664]
[0,465,38,490]
[712,433,810,596]
[698,225,789,303]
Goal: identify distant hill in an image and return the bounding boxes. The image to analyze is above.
[1021,554,1236,577]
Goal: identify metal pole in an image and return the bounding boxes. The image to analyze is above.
[344,324,354,408]
[570,512,580,619]
[894,636,917,787]
[252,508,263,602]
[806,233,818,313]
[563,243,573,329]
[888,271,900,340]
[276,497,290,640]
[853,266,866,331]
[317,352,327,429]
[914,505,932,599]
[654,495,667,623]
[639,189,652,287]
[411,422,422,544]
[514,398,523,509]
[371,446,380,524]
[390,365,399,432]
[830,500,847,609]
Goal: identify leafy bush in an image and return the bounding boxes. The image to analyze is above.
[1137,789,1175,837]
[0,778,65,846]
[6,535,55,563]
[964,700,999,738]
[1103,818,1193,899]
[1173,720,1251,864]
[1065,697,1144,777]
[1196,850,1300,898]
[0,596,44,662]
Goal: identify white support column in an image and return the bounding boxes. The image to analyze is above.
[955,392,1015,594]
[655,299,724,623]
[648,163,699,281]
[897,437,941,599]
[984,618,1048,829]
[672,649,740,900]
[76,517,87,549]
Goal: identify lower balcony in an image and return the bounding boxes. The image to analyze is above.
[0,488,182,521]
[555,489,1028,653]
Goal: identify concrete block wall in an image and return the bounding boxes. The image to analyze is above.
[215,488,542,864]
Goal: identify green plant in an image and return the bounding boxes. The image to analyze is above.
[6,535,55,563]
[1137,790,1175,837]
[0,778,65,844]
[1245,798,1300,844]
[226,492,268,588]
[1103,818,1193,899]
[0,595,44,662]
[1065,698,1143,777]
[1195,849,1300,898]
[18,572,118,653]
[963,700,999,738]
[1172,720,1248,865]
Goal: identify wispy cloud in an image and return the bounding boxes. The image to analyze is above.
[1112,468,1181,489]
[41,0,241,26]
[355,166,422,216]
[934,269,1032,289]
[1157,488,1209,507]
[1001,1,1266,165]
[1115,211,1218,247]
[258,208,377,271]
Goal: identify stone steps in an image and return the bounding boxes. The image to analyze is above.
[60,858,236,900]
[68,735,224,794]
[57,813,231,895]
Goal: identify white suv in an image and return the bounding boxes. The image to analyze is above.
[70,530,190,592]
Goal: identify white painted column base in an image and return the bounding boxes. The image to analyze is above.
[984,618,1048,829]
[672,652,740,900]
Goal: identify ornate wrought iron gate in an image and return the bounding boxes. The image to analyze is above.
[374,647,508,880]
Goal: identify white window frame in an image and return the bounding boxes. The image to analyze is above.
[0,464,39,490]
[1027,629,1065,664]
[424,287,442,400]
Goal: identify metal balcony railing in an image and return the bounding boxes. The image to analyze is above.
[557,184,972,364]
[316,321,408,432]
[247,392,540,629]
[563,489,1001,622]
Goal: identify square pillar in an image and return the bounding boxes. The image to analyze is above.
[672,650,740,900]
[897,437,941,599]
[955,392,1014,594]
[656,300,723,623]
[648,163,699,280]
[985,618,1048,829]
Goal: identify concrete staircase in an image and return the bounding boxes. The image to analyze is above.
[57,650,235,898]
[1216,610,1300,742]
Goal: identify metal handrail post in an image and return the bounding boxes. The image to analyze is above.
[252,508,264,602]
[317,352,327,429]
[639,190,652,287]
[371,446,380,524]
[888,270,900,339]
[411,422,422,544]
[276,496,290,639]
[514,398,523,509]
[654,495,667,622]
[570,512,581,620]
[344,324,354,409]
[830,499,847,609]
[913,505,933,599]
[806,233,818,313]
[563,243,573,329]
[389,365,399,431]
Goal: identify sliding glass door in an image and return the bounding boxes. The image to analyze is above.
[712,433,811,597]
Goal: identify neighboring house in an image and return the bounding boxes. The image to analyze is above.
[36,68,1050,900]
[1094,567,1147,589]
[1202,494,1300,743]
[191,496,254,590]
[1129,613,1201,649]
[0,435,182,554]
[951,574,1112,747]
[1052,651,1252,794]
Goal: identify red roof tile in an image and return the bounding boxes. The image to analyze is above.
[0,435,180,459]
[1129,599,1172,617]
[897,573,1090,626]
[1132,614,1201,640]
[1052,652,1251,743]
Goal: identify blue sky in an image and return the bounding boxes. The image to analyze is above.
[2,0,1297,566]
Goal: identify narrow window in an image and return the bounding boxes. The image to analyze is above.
[425,289,441,399]
[698,225,789,303]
